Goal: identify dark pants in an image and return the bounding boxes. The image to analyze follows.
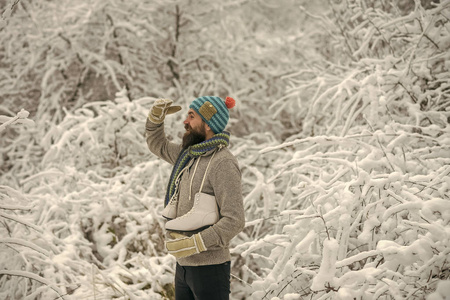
[175,262,231,300]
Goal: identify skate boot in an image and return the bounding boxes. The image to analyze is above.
[162,196,177,220]
[165,192,219,231]
[162,171,184,220]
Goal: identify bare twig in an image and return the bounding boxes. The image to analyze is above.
[168,4,181,83]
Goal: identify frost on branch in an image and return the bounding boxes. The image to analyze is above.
[1,0,449,299]
[238,1,450,299]
[0,109,34,133]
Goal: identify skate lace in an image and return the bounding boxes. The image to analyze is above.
[167,168,185,206]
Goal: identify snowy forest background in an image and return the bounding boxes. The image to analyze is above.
[1,0,449,299]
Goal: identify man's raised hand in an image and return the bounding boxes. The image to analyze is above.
[148,99,182,124]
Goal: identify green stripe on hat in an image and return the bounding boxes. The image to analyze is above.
[189,96,230,133]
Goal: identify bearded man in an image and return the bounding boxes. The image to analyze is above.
[145,96,245,300]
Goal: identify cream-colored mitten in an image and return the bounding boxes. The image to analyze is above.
[165,232,206,259]
[148,99,182,124]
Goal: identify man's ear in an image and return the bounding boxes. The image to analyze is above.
[204,122,215,139]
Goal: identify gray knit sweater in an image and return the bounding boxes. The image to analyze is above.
[145,120,245,266]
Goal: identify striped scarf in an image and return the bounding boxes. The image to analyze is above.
[164,131,230,206]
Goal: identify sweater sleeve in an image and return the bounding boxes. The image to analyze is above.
[145,119,182,165]
[200,157,245,249]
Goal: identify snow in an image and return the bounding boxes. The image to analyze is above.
[310,238,339,291]
[1,0,450,299]
[431,281,450,300]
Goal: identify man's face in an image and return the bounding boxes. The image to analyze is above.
[182,109,206,149]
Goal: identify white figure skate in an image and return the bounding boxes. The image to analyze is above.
[165,192,219,231]
[165,150,219,231]
[162,197,177,220]
[162,174,183,220]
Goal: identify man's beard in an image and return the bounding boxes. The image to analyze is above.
[182,123,206,150]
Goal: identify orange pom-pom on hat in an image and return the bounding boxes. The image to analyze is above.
[225,97,236,109]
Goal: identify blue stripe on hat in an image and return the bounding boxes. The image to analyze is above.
[207,96,228,128]
[189,96,230,133]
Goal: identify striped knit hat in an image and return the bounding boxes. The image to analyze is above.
[189,96,236,134]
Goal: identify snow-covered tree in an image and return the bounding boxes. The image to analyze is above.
[1,0,449,299]
[237,0,450,299]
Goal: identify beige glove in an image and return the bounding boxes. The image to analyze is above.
[148,99,182,124]
[165,232,206,259]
